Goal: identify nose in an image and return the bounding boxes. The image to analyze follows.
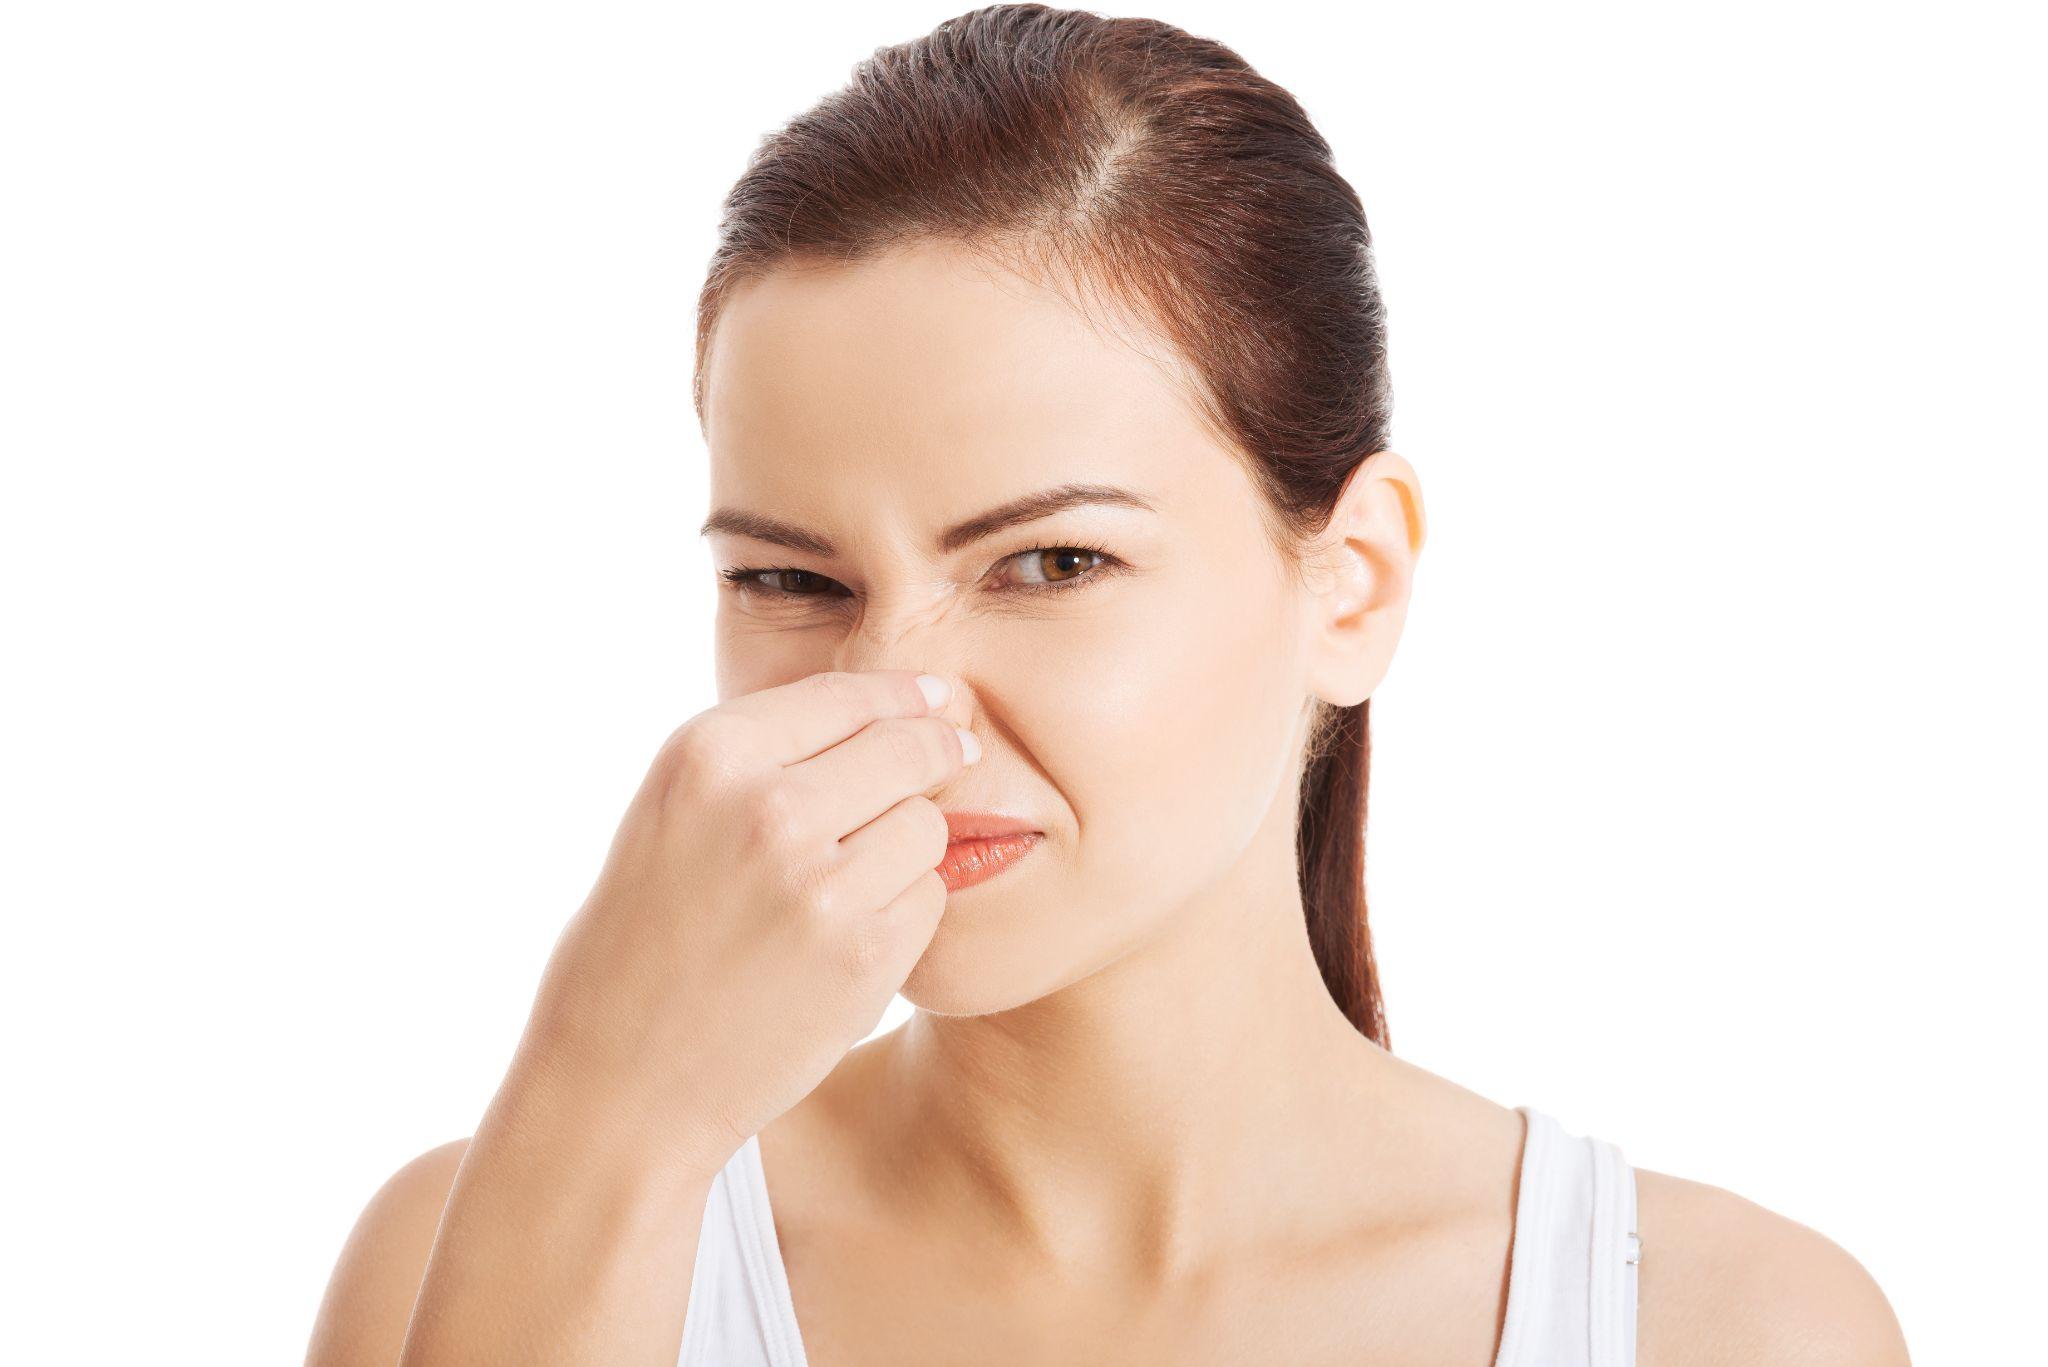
[832,602,970,722]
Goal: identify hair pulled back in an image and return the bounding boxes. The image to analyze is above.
[694,4,1394,1046]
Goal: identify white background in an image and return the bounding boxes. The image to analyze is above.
[2,2,2040,1361]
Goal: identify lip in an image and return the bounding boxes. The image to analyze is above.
[942,810,1042,842]
[938,811,1044,893]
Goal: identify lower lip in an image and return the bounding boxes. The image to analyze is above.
[937,833,1043,893]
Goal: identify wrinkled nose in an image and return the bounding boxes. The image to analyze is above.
[832,586,972,718]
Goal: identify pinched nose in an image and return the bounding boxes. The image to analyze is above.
[832,585,979,697]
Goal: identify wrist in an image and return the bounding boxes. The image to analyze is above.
[491,1037,739,1193]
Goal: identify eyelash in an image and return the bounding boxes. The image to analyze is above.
[719,541,1125,602]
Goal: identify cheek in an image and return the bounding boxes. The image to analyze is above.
[901,557,1302,1016]
[1002,558,1306,889]
[900,559,1307,1015]
[712,598,866,706]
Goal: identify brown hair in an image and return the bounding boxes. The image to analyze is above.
[692,4,1394,1048]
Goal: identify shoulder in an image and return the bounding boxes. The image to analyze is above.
[305,1137,472,1367]
[1632,1166,1909,1367]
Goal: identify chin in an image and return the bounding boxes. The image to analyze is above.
[897,889,1141,1019]
[897,934,1058,1017]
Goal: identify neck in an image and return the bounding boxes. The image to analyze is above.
[872,792,1401,1281]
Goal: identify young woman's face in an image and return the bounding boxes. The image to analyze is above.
[700,238,1327,1014]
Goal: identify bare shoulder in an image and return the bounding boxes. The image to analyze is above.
[1634,1166,1910,1367]
[304,1137,473,1367]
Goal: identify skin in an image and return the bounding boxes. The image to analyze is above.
[306,238,1910,1365]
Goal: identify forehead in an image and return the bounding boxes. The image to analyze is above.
[700,239,1220,506]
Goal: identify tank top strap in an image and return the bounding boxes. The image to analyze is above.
[1493,1106,1640,1367]
[683,1110,1638,1367]
[677,1133,809,1367]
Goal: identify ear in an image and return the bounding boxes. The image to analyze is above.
[1302,450,1428,708]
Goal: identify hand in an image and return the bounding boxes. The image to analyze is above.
[507,668,973,1179]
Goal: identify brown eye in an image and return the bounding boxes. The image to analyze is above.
[1034,549,1094,584]
[720,545,1120,602]
[759,569,836,595]
[718,565,847,597]
[1002,545,1118,594]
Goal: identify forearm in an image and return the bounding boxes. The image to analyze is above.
[397,1063,720,1367]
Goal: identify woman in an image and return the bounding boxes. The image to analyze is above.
[307,7,1908,1364]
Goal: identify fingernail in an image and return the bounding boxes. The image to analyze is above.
[916,673,952,710]
[955,727,982,764]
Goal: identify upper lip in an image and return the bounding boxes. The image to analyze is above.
[942,811,1043,842]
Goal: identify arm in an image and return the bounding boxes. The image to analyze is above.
[305,670,964,1365]
[305,1060,722,1367]
[1635,1167,1911,1367]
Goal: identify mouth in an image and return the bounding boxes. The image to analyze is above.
[938,811,1044,893]
[942,811,1040,842]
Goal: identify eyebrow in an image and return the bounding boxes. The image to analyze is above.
[698,482,1158,558]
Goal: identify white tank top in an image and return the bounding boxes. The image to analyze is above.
[677,1104,1639,1366]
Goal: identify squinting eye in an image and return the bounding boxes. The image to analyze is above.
[1002,545,1116,594]
[719,566,845,597]
[718,543,1125,602]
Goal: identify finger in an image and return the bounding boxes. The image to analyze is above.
[825,795,953,921]
[782,715,972,843]
[864,865,950,991]
[717,669,949,769]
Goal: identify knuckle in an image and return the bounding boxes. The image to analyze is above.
[880,717,935,773]
[782,863,871,978]
[655,716,741,798]
[811,669,864,717]
[912,797,951,861]
[738,781,806,852]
